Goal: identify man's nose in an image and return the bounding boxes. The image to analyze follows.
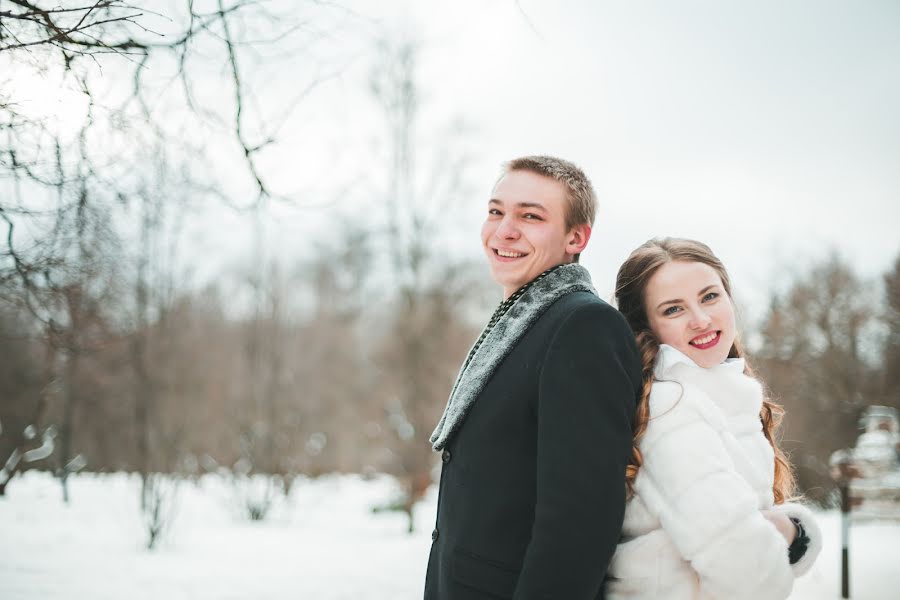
[495,215,520,240]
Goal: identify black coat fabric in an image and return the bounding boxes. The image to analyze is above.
[424,291,642,600]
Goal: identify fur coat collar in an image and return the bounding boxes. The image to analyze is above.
[654,344,760,420]
[429,263,597,451]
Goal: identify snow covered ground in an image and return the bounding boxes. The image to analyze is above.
[0,471,896,599]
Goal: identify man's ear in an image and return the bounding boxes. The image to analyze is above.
[565,224,592,256]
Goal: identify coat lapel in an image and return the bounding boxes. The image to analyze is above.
[429,263,597,450]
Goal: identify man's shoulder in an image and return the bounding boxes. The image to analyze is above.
[544,290,622,326]
[529,291,635,356]
[545,288,603,312]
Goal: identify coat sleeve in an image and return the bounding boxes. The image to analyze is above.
[635,381,795,600]
[768,501,823,575]
[513,302,641,599]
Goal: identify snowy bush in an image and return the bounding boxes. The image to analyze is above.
[141,473,180,550]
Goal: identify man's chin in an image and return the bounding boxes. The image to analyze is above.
[488,268,523,289]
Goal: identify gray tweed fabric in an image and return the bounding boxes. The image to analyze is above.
[429,263,597,451]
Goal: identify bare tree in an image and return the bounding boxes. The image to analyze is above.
[2,0,353,286]
[1,1,148,54]
[296,226,376,475]
[229,254,293,520]
[129,151,187,508]
[0,0,353,495]
[0,300,54,495]
[1,0,355,332]
[754,254,885,504]
[141,471,179,550]
[55,191,121,501]
[881,253,900,403]
[368,36,487,532]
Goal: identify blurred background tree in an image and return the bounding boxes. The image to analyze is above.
[0,2,490,522]
[753,253,899,505]
[1,1,897,528]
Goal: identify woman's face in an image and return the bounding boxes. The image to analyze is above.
[644,260,737,368]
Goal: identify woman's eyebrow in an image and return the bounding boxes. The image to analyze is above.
[656,298,682,310]
[656,285,720,309]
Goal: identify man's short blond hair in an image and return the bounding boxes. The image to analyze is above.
[504,155,597,230]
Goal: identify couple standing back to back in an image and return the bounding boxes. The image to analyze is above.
[424,156,821,600]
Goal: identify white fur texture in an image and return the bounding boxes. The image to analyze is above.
[606,345,822,600]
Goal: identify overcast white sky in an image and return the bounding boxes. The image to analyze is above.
[391,0,899,294]
[10,0,899,319]
[231,0,900,314]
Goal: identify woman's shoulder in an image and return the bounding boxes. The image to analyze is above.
[646,378,707,419]
[645,374,731,437]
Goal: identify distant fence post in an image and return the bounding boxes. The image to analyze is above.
[839,479,850,599]
[830,450,854,599]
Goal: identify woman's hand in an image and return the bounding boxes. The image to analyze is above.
[761,509,798,544]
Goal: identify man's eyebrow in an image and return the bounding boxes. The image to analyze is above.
[488,199,547,211]
[655,285,720,310]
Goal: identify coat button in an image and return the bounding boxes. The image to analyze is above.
[441,449,452,463]
[432,528,439,541]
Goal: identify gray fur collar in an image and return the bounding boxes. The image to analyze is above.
[430,263,597,450]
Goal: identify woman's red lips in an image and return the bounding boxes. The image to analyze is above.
[689,331,721,350]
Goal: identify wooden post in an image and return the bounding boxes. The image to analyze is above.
[839,480,850,598]
[830,449,854,599]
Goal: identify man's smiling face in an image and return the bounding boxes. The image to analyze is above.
[481,170,587,299]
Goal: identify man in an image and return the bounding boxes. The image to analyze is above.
[424,156,642,599]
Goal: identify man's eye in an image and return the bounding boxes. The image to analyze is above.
[663,306,681,316]
[488,208,502,216]
[702,292,719,302]
[523,213,542,220]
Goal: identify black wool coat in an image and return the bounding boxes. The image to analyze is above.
[424,288,642,600]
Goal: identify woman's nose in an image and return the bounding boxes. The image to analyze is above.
[688,308,712,330]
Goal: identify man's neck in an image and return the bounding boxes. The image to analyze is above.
[501,263,569,302]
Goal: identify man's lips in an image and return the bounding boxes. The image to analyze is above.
[492,248,529,261]
[689,331,721,350]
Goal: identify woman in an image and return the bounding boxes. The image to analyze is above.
[606,238,821,600]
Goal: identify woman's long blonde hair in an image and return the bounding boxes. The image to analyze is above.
[614,238,795,503]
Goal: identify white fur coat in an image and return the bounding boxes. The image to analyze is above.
[605,345,821,600]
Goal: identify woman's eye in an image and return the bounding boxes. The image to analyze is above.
[663,306,681,316]
[488,208,502,216]
[523,213,542,220]
[702,292,719,302]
